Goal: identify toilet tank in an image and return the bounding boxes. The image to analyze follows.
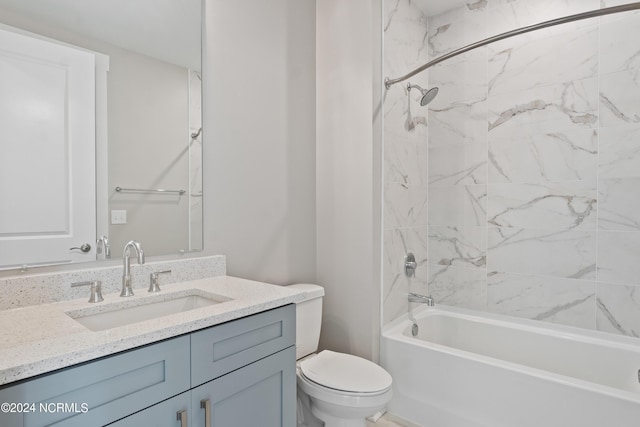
[287,284,324,360]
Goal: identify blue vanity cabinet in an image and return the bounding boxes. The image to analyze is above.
[113,304,297,427]
[0,335,191,427]
[0,304,296,427]
[190,303,296,427]
[107,391,191,427]
[110,345,296,427]
[191,346,296,427]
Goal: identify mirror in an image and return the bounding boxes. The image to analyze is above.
[0,0,203,270]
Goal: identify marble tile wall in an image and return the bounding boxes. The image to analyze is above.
[383,0,430,324]
[383,0,640,338]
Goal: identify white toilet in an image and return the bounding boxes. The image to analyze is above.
[287,284,393,427]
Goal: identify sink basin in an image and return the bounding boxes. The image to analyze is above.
[66,291,228,331]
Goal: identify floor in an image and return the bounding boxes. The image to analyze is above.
[367,413,421,427]
[366,417,405,427]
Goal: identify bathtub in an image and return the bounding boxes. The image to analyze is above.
[381,305,640,427]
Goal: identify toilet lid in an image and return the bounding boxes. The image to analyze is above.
[299,350,392,393]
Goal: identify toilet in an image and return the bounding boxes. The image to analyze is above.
[287,284,393,427]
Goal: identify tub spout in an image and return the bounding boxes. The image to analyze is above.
[408,293,434,306]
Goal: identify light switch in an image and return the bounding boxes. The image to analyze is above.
[111,210,127,225]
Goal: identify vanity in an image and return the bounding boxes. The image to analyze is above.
[0,276,304,427]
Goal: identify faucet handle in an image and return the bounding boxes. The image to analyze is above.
[71,280,104,303]
[404,253,417,277]
[149,270,172,293]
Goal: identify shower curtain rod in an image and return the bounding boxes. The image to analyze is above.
[385,2,640,89]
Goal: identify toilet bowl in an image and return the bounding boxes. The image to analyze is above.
[287,284,393,427]
[297,350,392,427]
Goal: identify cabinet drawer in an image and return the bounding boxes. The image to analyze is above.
[191,304,295,386]
[0,335,190,427]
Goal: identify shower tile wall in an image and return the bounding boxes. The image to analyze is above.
[383,0,430,324]
[383,0,640,337]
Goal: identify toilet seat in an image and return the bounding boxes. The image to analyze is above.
[299,350,392,394]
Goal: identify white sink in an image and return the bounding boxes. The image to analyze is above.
[66,291,228,331]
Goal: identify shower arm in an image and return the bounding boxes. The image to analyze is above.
[385,2,640,89]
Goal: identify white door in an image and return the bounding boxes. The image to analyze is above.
[0,27,96,269]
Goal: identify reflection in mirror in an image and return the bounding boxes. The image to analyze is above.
[0,0,203,270]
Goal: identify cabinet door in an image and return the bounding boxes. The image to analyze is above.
[191,347,296,427]
[0,336,190,427]
[107,391,191,427]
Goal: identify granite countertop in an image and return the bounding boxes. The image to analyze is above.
[0,276,305,386]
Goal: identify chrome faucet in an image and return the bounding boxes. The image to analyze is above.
[408,293,434,306]
[121,240,145,297]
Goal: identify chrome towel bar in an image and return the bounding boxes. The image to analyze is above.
[115,186,186,195]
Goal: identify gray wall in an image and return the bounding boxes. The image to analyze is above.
[202,0,317,285]
[204,0,383,361]
[316,0,382,361]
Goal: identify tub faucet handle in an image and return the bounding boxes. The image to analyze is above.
[405,253,417,277]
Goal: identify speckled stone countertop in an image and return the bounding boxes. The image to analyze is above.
[0,276,305,386]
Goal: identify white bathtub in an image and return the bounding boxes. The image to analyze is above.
[381,305,640,427]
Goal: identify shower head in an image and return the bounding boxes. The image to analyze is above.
[407,83,439,106]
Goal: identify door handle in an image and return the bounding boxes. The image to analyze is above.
[69,243,91,252]
[201,399,211,427]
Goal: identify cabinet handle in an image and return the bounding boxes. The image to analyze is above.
[177,409,188,427]
[201,399,211,427]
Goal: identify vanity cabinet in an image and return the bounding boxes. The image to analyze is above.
[191,347,295,427]
[0,304,295,427]
[0,336,190,427]
[107,392,191,427]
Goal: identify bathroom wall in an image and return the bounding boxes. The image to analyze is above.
[203,0,317,285]
[383,0,640,337]
[205,0,384,361]
[316,0,383,360]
